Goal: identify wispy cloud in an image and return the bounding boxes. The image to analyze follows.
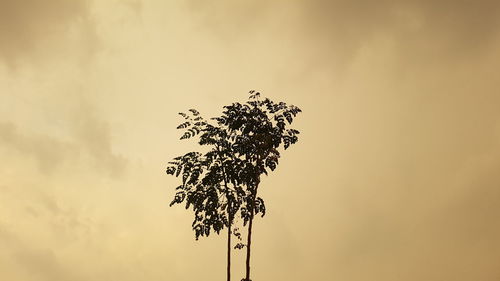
[0,0,98,67]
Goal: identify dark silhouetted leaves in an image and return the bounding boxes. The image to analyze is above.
[165,90,301,280]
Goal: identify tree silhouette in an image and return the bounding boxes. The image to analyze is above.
[214,91,301,281]
[166,109,245,281]
[166,91,301,281]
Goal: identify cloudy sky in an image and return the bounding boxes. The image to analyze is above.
[1,0,500,280]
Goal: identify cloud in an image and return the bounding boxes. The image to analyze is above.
[301,0,500,66]
[70,101,127,178]
[1,1,499,280]
[183,0,273,37]
[0,0,98,67]
[0,212,88,281]
[183,0,500,67]
[13,248,83,281]
[0,101,126,177]
[0,121,74,174]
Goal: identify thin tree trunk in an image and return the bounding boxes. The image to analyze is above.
[219,151,232,281]
[245,182,259,281]
[227,214,232,281]
[245,158,261,281]
[244,209,254,281]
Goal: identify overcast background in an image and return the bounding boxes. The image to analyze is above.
[1,0,500,280]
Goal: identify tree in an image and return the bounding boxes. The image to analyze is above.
[166,109,245,281]
[213,91,302,281]
[166,91,301,281]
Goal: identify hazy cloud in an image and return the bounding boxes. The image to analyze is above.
[0,121,74,174]
[71,101,127,177]
[0,0,97,66]
[1,0,500,280]
[183,0,500,67]
[0,102,126,177]
[300,0,500,59]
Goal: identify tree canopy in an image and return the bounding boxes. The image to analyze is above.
[165,91,301,281]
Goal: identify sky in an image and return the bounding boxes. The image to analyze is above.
[1,0,500,280]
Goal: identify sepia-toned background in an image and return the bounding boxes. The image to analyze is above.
[1,1,500,280]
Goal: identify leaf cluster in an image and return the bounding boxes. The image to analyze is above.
[166,91,301,238]
[213,91,301,224]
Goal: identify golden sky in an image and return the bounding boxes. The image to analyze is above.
[1,0,500,280]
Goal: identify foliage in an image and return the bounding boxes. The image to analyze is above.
[165,91,301,281]
[214,91,301,223]
[166,108,244,240]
